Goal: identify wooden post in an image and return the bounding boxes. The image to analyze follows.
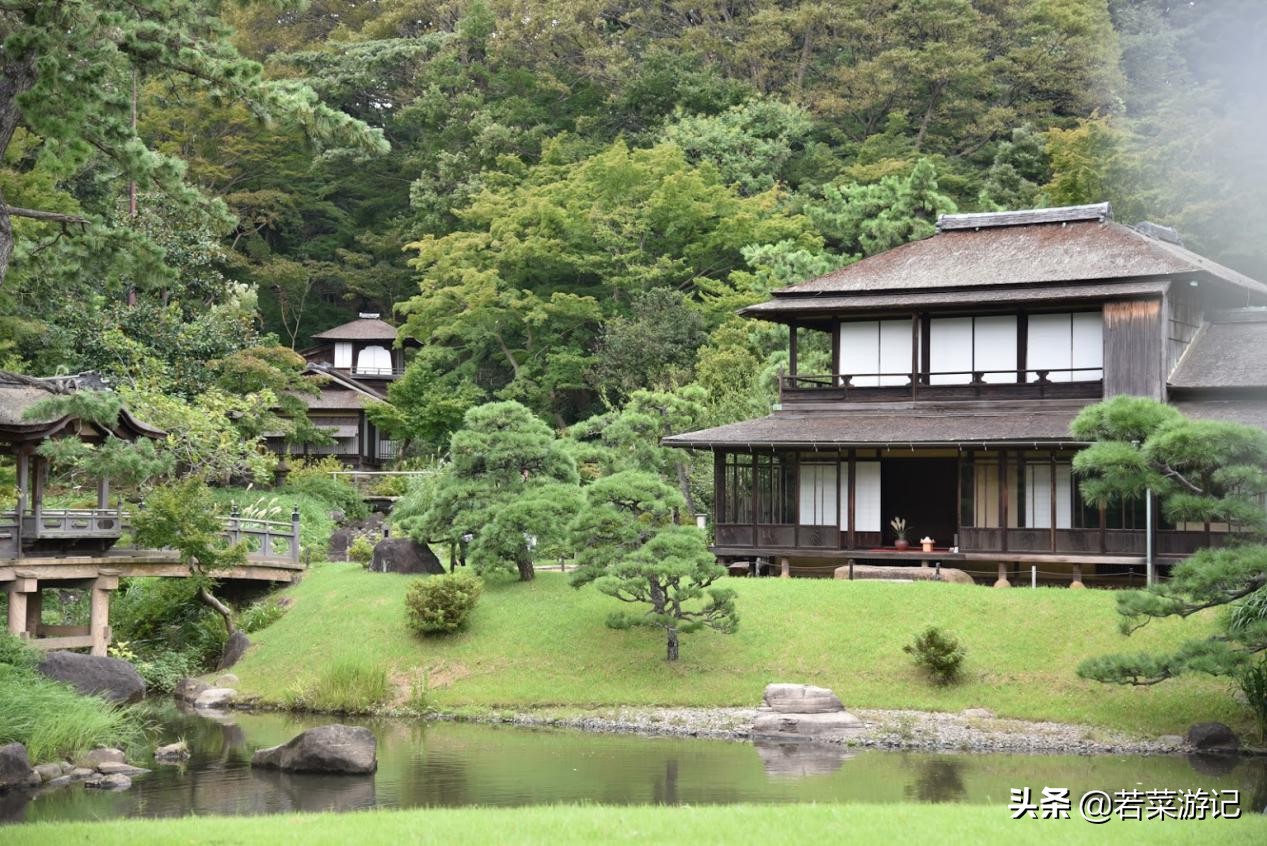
[830,319,841,387]
[291,506,301,565]
[997,451,1008,552]
[846,450,857,550]
[910,312,919,399]
[779,557,791,579]
[993,562,1010,588]
[90,574,119,657]
[1070,563,1085,589]
[97,476,110,510]
[32,455,47,526]
[788,322,798,377]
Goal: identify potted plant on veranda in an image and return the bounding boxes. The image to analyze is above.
[890,516,910,551]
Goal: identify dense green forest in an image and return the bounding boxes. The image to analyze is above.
[3,1,1266,459]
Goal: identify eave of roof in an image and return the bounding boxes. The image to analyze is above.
[663,405,1088,449]
[311,317,399,341]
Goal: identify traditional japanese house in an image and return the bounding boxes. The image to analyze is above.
[267,314,411,467]
[664,204,1267,583]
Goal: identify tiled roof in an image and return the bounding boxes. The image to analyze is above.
[1169,309,1267,390]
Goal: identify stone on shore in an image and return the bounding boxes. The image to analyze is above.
[96,761,150,776]
[0,744,38,792]
[762,683,844,715]
[961,708,995,719]
[753,710,863,740]
[36,651,145,704]
[33,763,63,783]
[251,724,377,774]
[84,773,132,791]
[370,538,444,575]
[76,748,126,769]
[1185,722,1239,752]
[155,741,190,762]
[174,677,211,703]
[217,631,250,670]
[193,688,237,710]
[833,563,974,584]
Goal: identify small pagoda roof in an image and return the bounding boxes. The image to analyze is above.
[311,313,399,342]
[1169,308,1267,391]
[0,372,164,445]
[743,204,1267,323]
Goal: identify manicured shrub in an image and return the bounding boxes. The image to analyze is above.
[284,660,390,713]
[405,572,481,635]
[904,626,966,685]
[348,534,376,566]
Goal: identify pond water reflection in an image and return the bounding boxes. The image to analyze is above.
[9,704,1267,823]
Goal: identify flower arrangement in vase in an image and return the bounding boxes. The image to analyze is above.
[890,516,909,550]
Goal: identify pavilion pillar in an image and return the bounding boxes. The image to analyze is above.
[6,576,37,638]
[779,557,791,579]
[89,574,119,657]
[24,588,42,637]
[1070,564,1085,590]
[97,476,110,510]
[993,562,1011,588]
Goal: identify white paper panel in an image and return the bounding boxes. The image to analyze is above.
[975,462,999,528]
[334,342,353,369]
[854,461,881,532]
[974,315,1018,384]
[840,321,880,387]
[1027,463,1052,529]
[1027,313,1071,382]
[356,344,393,374]
[878,320,911,386]
[1055,464,1073,529]
[798,463,838,526]
[1071,312,1103,380]
[929,317,973,385]
[838,461,850,530]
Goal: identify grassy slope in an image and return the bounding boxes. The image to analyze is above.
[10,804,1263,845]
[231,564,1239,735]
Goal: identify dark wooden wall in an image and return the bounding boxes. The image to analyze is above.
[1104,299,1165,399]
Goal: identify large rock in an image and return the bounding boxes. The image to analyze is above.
[370,538,444,575]
[1185,722,1240,752]
[251,724,377,774]
[36,651,145,704]
[752,710,864,741]
[154,741,190,763]
[217,631,250,670]
[33,763,63,783]
[96,762,150,777]
[0,744,38,792]
[84,773,132,791]
[762,683,844,715]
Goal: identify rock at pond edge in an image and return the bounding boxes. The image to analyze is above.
[251,724,377,775]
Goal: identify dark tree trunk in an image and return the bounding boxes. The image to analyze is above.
[199,586,237,636]
[0,47,38,286]
[516,552,535,582]
[666,627,680,661]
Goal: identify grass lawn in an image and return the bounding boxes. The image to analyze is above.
[230,563,1240,736]
[10,803,1264,845]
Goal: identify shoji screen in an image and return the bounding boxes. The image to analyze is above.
[1025,462,1074,529]
[798,462,838,526]
[1027,314,1072,382]
[334,342,353,368]
[853,461,881,532]
[1071,312,1104,380]
[877,321,910,386]
[839,322,880,386]
[929,317,973,384]
[974,315,1018,383]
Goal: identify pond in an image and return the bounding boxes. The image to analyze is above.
[6,705,1266,823]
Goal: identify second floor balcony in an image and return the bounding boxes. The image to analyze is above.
[781,367,1104,404]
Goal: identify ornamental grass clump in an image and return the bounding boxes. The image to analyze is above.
[405,572,482,635]
[904,626,967,685]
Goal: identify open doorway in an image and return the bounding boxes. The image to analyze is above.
[881,457,958,548]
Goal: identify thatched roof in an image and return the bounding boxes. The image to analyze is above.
[1173,398,1267,430]
[311,316,398,342]
[0,371,164,445]
[1169,309,1267,390]
[662,403,1088,449]
[745,206,1267,324]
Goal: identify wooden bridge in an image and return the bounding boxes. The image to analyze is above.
[1,508,304,656]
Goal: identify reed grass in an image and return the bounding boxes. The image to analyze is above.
[283,659,391,713]
[0,664,144,763]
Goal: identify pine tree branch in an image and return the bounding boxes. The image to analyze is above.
[0,205,89,225]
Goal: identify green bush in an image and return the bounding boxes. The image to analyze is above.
[283,456,367,521]
[283,660,390,713]
[348,534,376,566]
[1238,658,1267,743]
[903,626,966,685]
[405,572,482,635]
[0,664,143,761]
[0,632,38,670]
[111,578,227,672]
[239,596,288,634]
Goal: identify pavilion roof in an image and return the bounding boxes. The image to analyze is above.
[0,372,164,445]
